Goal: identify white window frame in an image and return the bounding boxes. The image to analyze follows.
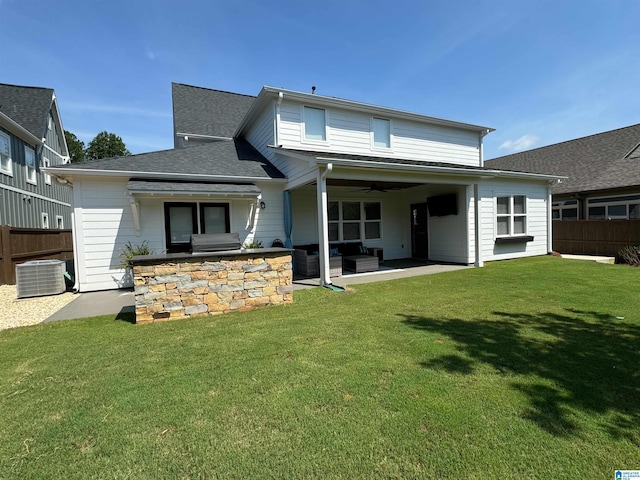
[25,145,37,185]
[302,106,328,144]
[43,156,52,185]
[56,215,64,229]
[495,195,527,237]
[0,131,12,176]
[371,117,392,150]
[41,212,49,229]
[327,200,382,242]
[587,194,640,220]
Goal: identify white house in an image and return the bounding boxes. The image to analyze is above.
[47,83,560,292]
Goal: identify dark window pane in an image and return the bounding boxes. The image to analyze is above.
[514,196,526,214]
[328,222,339,242]
[342,202,361,221]
[588,206,605,220]
[497,217,509,235]
[630,204,640,219]
[563,208,578,220]
[552,209,560,220]
[607,204,627,219]
[328,202,339,221]
[514,216,526,234]
[364,202,381,220]
[343,222,360,240]
[365,222,381,239]
[497,197,510,214]
[202,206,228,233]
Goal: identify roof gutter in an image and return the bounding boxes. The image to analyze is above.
[43,167,287,184]
[313,156,565,181]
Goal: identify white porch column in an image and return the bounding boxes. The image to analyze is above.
[474,183,483,267]
[547,183,553,254]
[316,164,333,286]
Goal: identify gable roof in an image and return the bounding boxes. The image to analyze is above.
[0,83,54,139]
[486,124,640,195]
[48,139,284,181]
[172,83,256,139]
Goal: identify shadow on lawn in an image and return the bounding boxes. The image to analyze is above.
[400,309,640,442]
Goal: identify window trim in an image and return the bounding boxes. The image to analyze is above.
[371,117,392,151]
[41,212,49,229]
[163,201,232,253]
[0,131,13,177]
[328,200,382,243]
[587,194,640,220]
[25,145,37,185]
[301,106,328,144]
[495,194,528,238]
[56,215,64,229]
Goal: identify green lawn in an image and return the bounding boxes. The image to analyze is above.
[1,256,638,479]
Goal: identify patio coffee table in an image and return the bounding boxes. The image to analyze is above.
[343,255,379,273]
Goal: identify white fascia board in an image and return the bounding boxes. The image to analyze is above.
[0,112,43,146]
[43,167,287,184]
[253,86,495,135]
[313,157,565,181]
[50,96,70,157]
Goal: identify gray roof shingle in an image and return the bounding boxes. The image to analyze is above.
[486,124,640,194]
[0,83,54,139]
[172,83,255,139]
[52,139,285,179]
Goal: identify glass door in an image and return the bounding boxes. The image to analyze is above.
[164,203,197,252]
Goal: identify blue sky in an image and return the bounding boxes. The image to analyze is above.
[1,0,639,159]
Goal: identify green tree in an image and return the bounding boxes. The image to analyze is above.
[64,130,85,163]
[85,131,131,160]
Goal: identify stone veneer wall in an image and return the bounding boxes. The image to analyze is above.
[133,252,292,324]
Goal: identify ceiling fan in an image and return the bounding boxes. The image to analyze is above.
[353,182,401,193]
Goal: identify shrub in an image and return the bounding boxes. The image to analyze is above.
[118,241,154,269]
[242,240,263,249]
[618,245,640,266]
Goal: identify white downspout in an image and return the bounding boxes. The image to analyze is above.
[474,183,483,267]
[317,163,333,286]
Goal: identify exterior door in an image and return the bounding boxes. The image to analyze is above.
[411,202,428,259]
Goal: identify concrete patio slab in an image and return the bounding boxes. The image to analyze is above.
[560,254,615,264]
[44,289,134,322]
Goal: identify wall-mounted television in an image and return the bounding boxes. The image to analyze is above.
[427,193,458,217]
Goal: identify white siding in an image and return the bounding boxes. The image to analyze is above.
[478,179,549,262]
[278,100,481,167]
[245,103,317,189]
[74,178,287,292]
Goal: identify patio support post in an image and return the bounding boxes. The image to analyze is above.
[316,164,333,286]
[547,183,553,254]
[474,183,483,267]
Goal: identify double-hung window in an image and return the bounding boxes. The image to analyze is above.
[0,131,12,176]
[327,201,382,242]
[25,146,37,184]
[43,157,51,185]
[496,195,527,236]
[303,106,327,142]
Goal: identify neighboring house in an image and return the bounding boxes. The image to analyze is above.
[47,83,559,292]
[486,124,640,221]
[0,83,72,229]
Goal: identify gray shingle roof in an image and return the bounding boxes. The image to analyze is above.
[127,180,261,195]
[0,83,54,139]
[486,124,640,194]
[52,139,284,179]
[172,83,255,139]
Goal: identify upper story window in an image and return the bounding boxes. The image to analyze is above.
[372,117,391,149]
[43,157,52,185]
[0,131,12,176]
[25,145,37,185]
[496,195,527,236]
[303,106,327,142]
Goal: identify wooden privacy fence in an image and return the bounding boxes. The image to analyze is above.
[553,220,640,257]
[0,226,73,285]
